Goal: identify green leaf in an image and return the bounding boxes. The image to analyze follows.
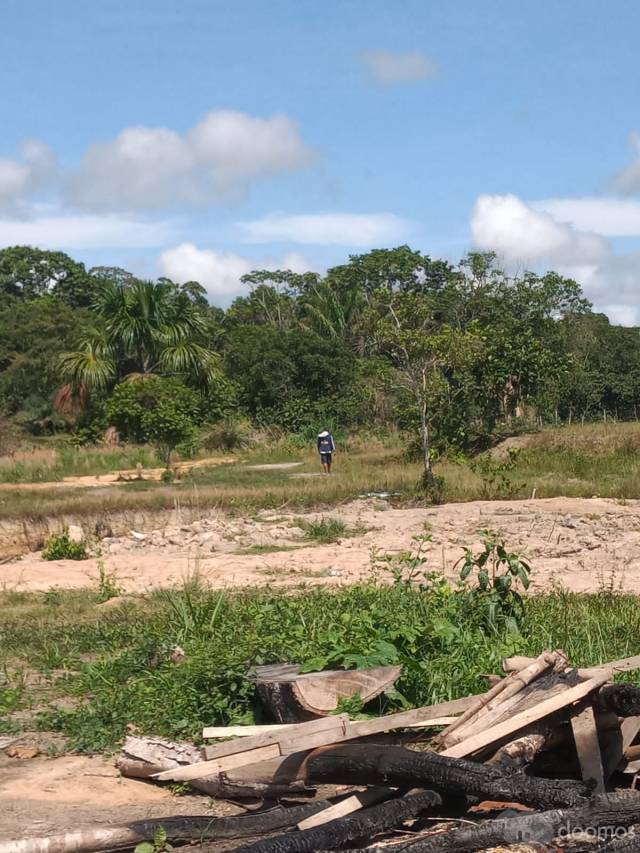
[478,570,489,590]
[135,844,154,853]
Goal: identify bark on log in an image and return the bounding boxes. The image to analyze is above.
[231,790,441,853]
[254,663,402,722]
[322,791,640,853]
[486,731,548,768]
[306,744,590,809]
[0,802,336,853]
[117,735,312,798]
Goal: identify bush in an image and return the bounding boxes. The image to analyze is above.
[105,377,201,467]
[42,529,88,561]
[202,418,254,453]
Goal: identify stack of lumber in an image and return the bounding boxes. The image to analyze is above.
[6,650,640,853]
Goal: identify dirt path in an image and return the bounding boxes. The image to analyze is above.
[0,455,234,490]
[4,496,640,594]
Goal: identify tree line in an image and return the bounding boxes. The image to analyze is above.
[0,243,638,474]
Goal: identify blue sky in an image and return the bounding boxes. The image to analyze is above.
[2,0,640,320]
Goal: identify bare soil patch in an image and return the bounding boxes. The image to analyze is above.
[4,496,640,594]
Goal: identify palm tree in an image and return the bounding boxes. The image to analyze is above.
[56,279,220,411]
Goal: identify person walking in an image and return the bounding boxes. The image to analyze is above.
[317,428,336,474]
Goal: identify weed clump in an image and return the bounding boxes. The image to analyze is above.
[42,529,88,561]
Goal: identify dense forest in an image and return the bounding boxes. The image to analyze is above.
[0,243,638,477]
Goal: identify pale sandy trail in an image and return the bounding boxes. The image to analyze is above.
[3,496,640,594]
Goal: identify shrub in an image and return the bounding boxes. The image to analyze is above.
[42,529,88,561]
[202,418,253,453]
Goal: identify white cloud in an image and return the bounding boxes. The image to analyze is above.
[0,140,56,214]
[239,212,412,246]
[0,213,176,250]
[470,192,640,326]
[532,197,640,237]
[159,242,314,303]
[67,111,315,211]
[362,50,438,85]
[611,130,640,195]
[471,193,609,266]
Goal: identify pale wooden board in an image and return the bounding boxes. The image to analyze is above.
[158,696,477,783]
[441,673,611,759]
[201,714,349,762]
[202,716,459,739]
[297,787,392,830]
[504,653,640,678]
[570,702,605,793]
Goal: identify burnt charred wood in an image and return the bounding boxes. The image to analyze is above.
[591,827,640,852]
[345,791,640,853]
[0,802,337,853]
[599,685,640,717]
[306,744,590,809]
[230,791,441,853]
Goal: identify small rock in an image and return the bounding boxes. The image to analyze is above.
[329,568,342,577]
[67,524,84,543]
[171,645,186,664]
[6,744,40,759]
[130,530,146,541]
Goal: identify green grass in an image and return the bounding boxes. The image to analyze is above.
[297,516,362,544]
[2,575,640,752]
[6,423,640,525]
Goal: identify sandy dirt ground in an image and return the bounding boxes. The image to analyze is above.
[0,750,250,840]
[3,495,640,594]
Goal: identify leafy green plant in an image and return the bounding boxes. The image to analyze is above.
[457,529,531,633]
[96,560,122,602]
[135,827,172,853]
[42,528,88,561]
[469,449,522,499]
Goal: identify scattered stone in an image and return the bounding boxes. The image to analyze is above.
[130,530,147,541]
[67,524,84,543]
[6,744,40,759]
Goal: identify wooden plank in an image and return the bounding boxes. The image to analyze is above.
[201,714,349,761]
[156,743,282,781]
[442,673,611,759]
[203,724,290,739]
[439,651,559,748]
[570,701,605,793]
[296,787,392,830]
[203,716,459,740]
[160,696,477,783]
[504,653,640,678]
[621,716,640,753]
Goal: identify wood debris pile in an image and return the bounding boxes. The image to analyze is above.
[6,651,640,853]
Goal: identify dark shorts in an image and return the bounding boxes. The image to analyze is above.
[320,452,332,464]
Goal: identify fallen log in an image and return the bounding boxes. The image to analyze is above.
[321,791,640,853]
[305,744,590,809]
[230,790,441,853]
[255,663,402,722]
[0,802,336,853]
[117,735,313,797]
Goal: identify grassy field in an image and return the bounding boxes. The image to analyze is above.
[1,576,638,752]
[2,422,640,522]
